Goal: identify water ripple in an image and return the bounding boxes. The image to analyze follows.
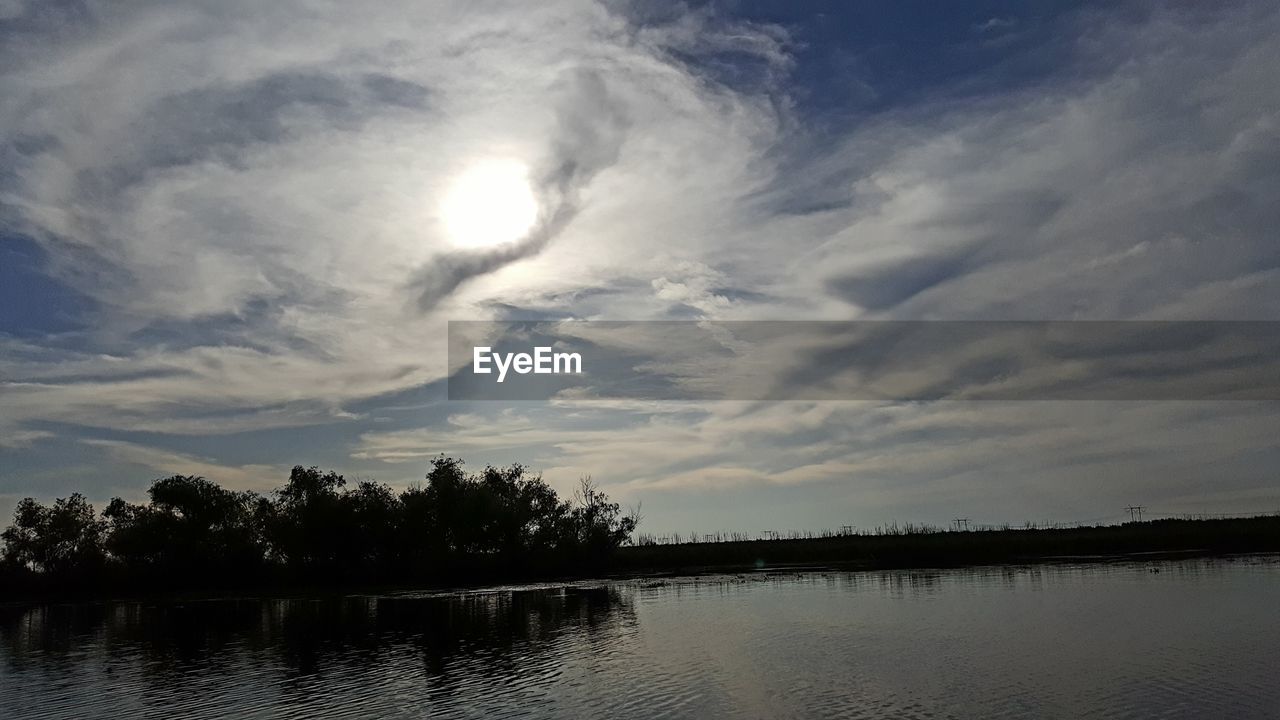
[3,557,1279,719]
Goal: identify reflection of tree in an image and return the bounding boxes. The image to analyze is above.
[0,586,631,688]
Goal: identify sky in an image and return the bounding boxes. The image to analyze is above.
[2,0,1280,535]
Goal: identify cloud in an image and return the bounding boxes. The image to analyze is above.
[3,1,1280,528]
[0,429,53,449]
[0,0,788,438]
[352,399,1280,530]
[410,68,631,310]
[786,6,1280,321]
[975,17,1017,34]
[81,439,286,494]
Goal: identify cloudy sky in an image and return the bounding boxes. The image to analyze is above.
[3,0,1279,535]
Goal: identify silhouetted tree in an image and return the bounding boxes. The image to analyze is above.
[0,458,642,594]
[466,463,567,557]
[418,456,468,557]
[563,477,640,564]
[265,466,349,572]
[399,482,438,571]
[1,494,105,575]
[344,480,401,570]
[103,476,266,580]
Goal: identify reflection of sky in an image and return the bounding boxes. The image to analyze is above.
[4,563,1277,717]
[3,1,1280,534]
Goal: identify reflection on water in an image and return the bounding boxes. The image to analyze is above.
[1,586,628,720]
[3,557,1279,719]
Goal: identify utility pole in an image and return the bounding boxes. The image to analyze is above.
[1125,505,1145,522]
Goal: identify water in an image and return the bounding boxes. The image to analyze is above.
[3,557,1279,719]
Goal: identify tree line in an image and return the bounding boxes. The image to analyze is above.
[1,457,640,595]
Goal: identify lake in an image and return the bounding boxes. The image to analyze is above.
[3,556,1278,719]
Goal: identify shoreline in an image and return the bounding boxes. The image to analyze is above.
[5,516,1280,606]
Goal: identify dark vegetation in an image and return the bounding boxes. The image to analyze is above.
[5,455,1280,599]
[0,457,638,598]
[616,515,1280,574]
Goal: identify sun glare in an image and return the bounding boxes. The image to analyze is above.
[440,160,539,249]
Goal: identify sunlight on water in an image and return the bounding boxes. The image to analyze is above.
[3,557,1278,719]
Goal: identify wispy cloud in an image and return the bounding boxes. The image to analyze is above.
[351,400,1280,529]
[81,439,286,495]
[3,1,1280,528]
[0,429,53,449]
[0,0,791,437]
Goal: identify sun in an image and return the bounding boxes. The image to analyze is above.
[440,160,539,249]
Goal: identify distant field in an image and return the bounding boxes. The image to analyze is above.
[616,516,1280,574]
